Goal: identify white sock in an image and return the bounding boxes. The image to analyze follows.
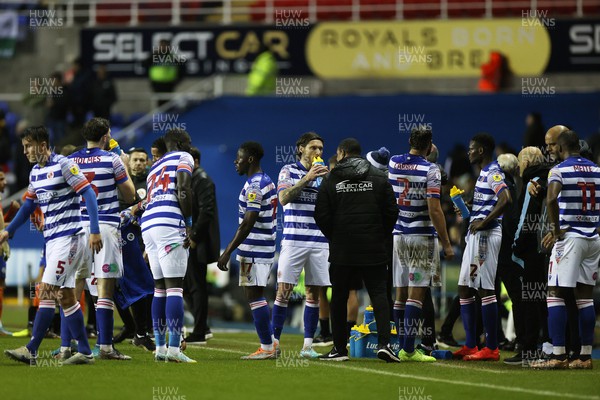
[156,345,167,354]
[100,344,112,352]
[303,338,313,348]
[581,345,592,356]
[553,346,566,355]
[167,346,181,356]
[261,343,274,351]
[60,346,70,352]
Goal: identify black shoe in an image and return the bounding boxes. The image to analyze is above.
[436,334,459,348]
[186,333,207,346]
[86,325,97,339]
[499,339,515,351]
[205,328,213,340]
[416,343,436,356]
[377,345,401,363]
[113,328,135,343]
[503,352,523,366]
[313,334,333,347]
[132,334,156,352]
[319,347,348,361]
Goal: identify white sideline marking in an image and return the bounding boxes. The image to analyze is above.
[432,362,506,374]
[197,346,599,400]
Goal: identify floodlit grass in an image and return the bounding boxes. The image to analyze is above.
[0,305,598,400]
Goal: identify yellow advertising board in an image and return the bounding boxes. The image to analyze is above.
[306,19,551,78]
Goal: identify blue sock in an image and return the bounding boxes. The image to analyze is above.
[271,299,288,341]
[152,289,167,347]
[59,308,71,348]
[250,298,273,346]
[481,295,498,350]
[547,297,567,350]
[403,299,423,354]
[577,299,595,347]
[96,298,114,346]
[64,303,91,355]
[26,300,56,355]
[166,288,184,349]
[304,300,319,339]
[393,301,405,348]
[460,296,477,348]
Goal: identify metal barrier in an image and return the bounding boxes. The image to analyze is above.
[5,0,595,26]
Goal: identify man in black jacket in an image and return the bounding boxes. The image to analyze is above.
[184,147,220,345]
[314,138,399,362]
[504,146,550,365]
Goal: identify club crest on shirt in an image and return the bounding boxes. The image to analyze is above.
[46,171,54,180]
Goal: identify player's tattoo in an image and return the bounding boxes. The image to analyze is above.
[279,177,309,204]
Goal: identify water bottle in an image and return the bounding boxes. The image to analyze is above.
[312,156,325,187]
[450,185,470,218]
[109,139,122,155]
[363,305,377,333]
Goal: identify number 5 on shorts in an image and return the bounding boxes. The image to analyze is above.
[56,260,66,275]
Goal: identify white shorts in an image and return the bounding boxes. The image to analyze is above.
[277,245,330,286]
[42,233,87,289]
[458,229,502,290]
[239,262,272,287]
[548,235,600,288]
[142,225,188,280]
[393,235,441,288]
[89,225,123,279]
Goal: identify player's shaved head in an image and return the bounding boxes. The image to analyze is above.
[545,125,568,143]
[545,125,569,162]
[557,130,580,152]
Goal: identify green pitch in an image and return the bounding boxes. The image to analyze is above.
[0,305,598,400]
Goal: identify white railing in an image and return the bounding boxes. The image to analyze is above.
[3,0,596,26]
